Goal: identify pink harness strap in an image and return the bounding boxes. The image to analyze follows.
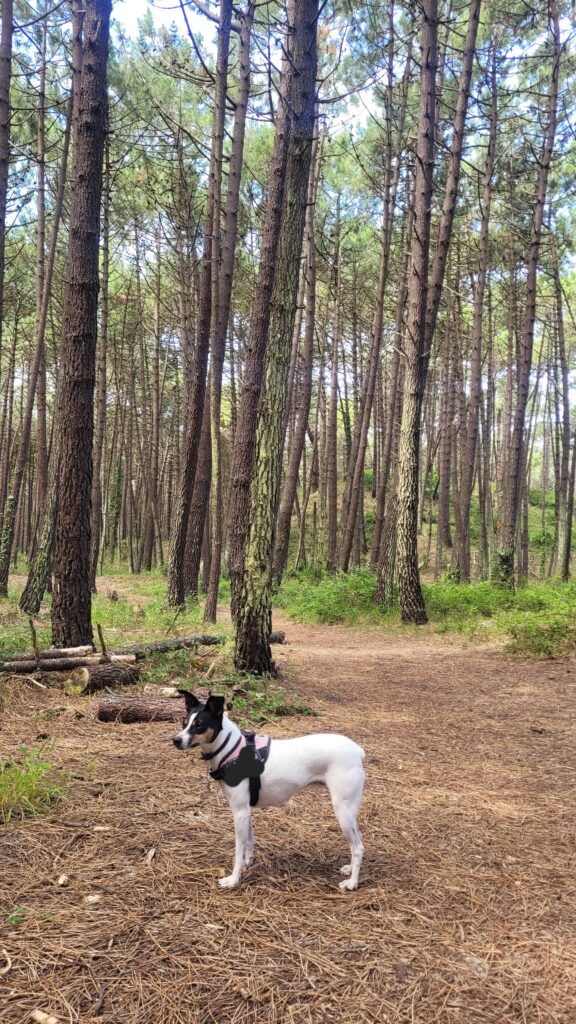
[219,732,269,770]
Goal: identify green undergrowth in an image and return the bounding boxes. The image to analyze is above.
[141,644,314,724]
[0,747,68,825]
[1,573,311,724]
[276,567,384,626]
[0,572,228,656]
[276,568,576,657]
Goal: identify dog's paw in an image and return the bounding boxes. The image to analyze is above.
[218,874,240,889]
[340,864,352,876]
[339,877,358,891]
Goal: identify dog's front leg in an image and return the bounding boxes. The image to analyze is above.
[219,809,251,889]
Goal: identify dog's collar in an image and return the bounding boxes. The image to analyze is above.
[201,731,241,763]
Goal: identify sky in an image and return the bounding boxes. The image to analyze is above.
[113,0,208,41]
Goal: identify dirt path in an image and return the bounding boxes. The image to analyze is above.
[1,615,575,1023]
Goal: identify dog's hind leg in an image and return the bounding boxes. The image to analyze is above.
[327,770,364,891]
[219,809,252,889]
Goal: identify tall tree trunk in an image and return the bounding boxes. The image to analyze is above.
[553,263,571,576]
[272,126,320,584]
[396,0,438,625]
[90,128,110,591]
[34,17,48,535]
[51,0,111,646]
[0,87,73,596]
[370,202,413,564]
[495,1,560,586]
[0,0,12,372]
[204,2,255,622]
[338,18,412,572]
[234,0,318,675]
[227,0,310,620]
[397,0,480,622]
[167,0,233,607]
[326,223,340,572]
[457,52,497,582]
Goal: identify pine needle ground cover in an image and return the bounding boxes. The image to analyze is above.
[1,604,575,1023]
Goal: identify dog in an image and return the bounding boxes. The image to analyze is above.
[173,692,365,890]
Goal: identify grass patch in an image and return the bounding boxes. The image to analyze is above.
[276,568,576,657]
[218,673,315,725]
[0,747,68,824]
[0,570,229,656]
[276,568,385,626]
[148,641,315,724]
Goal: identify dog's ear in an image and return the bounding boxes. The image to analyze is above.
[205,695,225,718]
[177,690,201,714]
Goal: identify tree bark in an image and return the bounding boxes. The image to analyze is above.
[167,0,233,607]
[0,0,13,372]
[51,0,111,646]
[97,693,184,724]
[457,53,497,581]
[272,126,321,583]
[396,0,438,625]
[227,0,304,620]
[204,2,255,622]
[495,1,560,585]
[234,0,318,675]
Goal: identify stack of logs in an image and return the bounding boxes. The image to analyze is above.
[0,644,140,692]
[0,632,227,693]
[0,630,286,721]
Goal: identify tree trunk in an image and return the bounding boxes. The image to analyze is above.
[396,0,437,625]
[204,2,255,622]
[326,222,340,572]
[167,0,233,607]
[0,0,13,372]
[0,83,73,596]
[234,0,318,675]
[51,0,111,646]
[457,54,497,581]
[272,127,321,583]
[90,128,110,590]
[496,1,560,586]
[227,0,304,621]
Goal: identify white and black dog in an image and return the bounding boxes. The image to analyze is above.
[173,693,365,890]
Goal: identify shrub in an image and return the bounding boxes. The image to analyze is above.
[508,616,576,657]
[277,568,381,625]
[0,747,67,824]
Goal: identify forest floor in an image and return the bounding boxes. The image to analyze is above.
[1,595,575,1023]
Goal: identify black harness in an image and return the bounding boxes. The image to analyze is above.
[205,730,271,807]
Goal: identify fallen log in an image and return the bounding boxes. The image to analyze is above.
[2,645,94,662]
[0,653,136,674]
[71,662,141,695]
[110,635,223,658]
[97,692,183,724]
[143,684,181,698]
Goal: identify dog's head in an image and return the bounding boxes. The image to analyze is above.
[172,692,226,750]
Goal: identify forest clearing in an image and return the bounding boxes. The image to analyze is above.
[1,576,575,1024]
[1,0,576,1021]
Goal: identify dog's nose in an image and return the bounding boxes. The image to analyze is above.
[173,736,182,748]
